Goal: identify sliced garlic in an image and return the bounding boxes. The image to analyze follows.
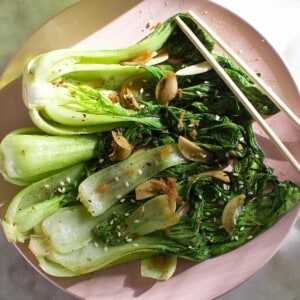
[119,76,145,111]
[109,131,133,161]
[120,87,140,110]
[188,170,230,183]
[145,48,169,66]
[222,194,245,234]
[176,61,212,76]
[135,177,180,212]
[178,136,212,161]
[155,71,178,105]
[135,179,158,200]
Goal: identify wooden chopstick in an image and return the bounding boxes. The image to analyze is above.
[187,10,300,129]
[188,11,300,128]
[175,14,300,174]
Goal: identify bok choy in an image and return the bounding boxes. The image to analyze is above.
[0,128,99,185]
[0,12,298,282]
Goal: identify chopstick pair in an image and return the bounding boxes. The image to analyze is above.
[175,11,300,174]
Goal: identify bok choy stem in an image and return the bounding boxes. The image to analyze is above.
[78,144,186,216]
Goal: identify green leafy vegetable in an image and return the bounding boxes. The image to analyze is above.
[78,144,186,216]
[2,163,94,242]
[0,127,99,185]
[0,12,298,282]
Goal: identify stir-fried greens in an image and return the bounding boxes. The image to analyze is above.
[0,13,299,281]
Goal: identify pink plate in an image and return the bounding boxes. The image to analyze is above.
[0,0,299,299]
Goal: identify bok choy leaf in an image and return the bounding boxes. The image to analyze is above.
[78,144,186,216]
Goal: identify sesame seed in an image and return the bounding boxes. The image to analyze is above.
[234,235,239,241]
[126,238,133,242]
[232,172,239,176]
[58,187,65,193]
[125,181,130,187]
[94,242,99,248]
[139,88,144,94]
[130,199,136,204]
[104,246,108,252]
[60,181,65,186]
[134,219,140,224]
[240,227,245,231]
[116,194,122,199]
[205,212,210,216]
[124,213,130,217]
[44,184,50,189]
[133,243,139,247]
[138,169,143,174]
[117,231,121,237]
[115,176,120,182]
[120,198,126,203]
[247,235,253,240]
[99,158,104,163]
[66,177,71,183]
[215,115,220,121]
[223,184,230,190]
[110,219,114,225]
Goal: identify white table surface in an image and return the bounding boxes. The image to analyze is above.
[0,1,299,299]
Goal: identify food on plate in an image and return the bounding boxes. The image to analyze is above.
[0,13,299,281]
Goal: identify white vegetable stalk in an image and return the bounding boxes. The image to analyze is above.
[78,144,186,216]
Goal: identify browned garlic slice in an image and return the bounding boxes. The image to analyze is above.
[120,87,140,111]
[119,76,145,111]
[135,179,158,200]
[222,194,246,234]
[178,136,212,161]
[155,71,178,105]
[188,170,230,183]
[109,131,133,161]
[135,177,180,212]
